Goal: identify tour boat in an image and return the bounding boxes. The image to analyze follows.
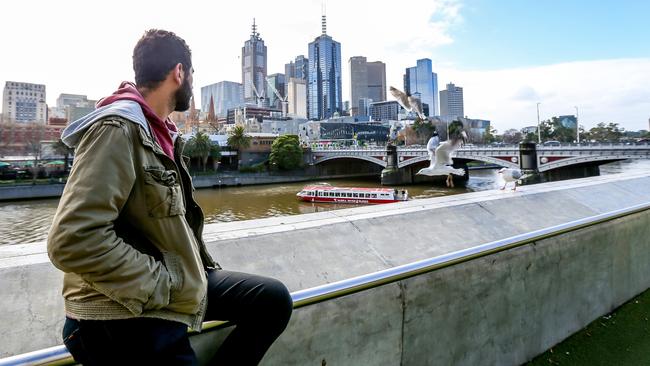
[297,184,408,204]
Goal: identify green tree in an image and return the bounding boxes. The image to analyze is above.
[227,125,252,167]
[503,129,523,144]
[52,139,73,174]
[185,131,212,172]
[482,126,498,144]
[412,118,436,144]
[209,143,221,171]
[585,122,624,142]
[269,135,303,170]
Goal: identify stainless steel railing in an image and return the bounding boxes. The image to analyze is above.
[2,201,650,366]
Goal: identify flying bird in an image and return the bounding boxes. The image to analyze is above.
[390,86,426,120]
[426,132,440,163]
[417,130,468,187]
[498,168,531,191]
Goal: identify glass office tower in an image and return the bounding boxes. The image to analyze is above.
[404,59,438,117]
[307,15,342,120]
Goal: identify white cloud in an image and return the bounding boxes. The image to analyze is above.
[1,1,648,132]
[0,0,462,108]
[438,58,650,132]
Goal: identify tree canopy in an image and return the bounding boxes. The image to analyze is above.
[184,131,217,171]
[227,125,251,151]
[269,135,303,170]
[584,122,624,142]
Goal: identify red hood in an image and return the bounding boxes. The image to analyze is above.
[97,82,177,159]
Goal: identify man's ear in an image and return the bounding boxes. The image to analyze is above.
[173,63,184,85]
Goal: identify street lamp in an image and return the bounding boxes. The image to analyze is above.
[536,102,541,144]
[574,106,580,144]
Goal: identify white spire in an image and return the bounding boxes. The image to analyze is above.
[321,1,327,35]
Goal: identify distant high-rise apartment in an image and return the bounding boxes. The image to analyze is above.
[349,56,386,116]
[266,73,286,110]
[285,55,309,97]
[201,81,244,118]
[439,82,464,120]
[285,55,309,81]
[242,19,267,105]
[53,93,94,122]
[2,81,47,124]
[287,78,307,118]
[404,59,438,116]
[308,13,342,120]
[369,100,402,121]
[56,94,88,109]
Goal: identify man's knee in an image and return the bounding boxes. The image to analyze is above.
[260,278,293,326]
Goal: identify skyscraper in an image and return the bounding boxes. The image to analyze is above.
[287,78,307,118]
[285,55,309,81]
[308,13,342,120]
[404,59,438,117]
[242,19,267,105]
[440,82,464,120]
[2,81,47,124]
[201,81,244,118]
[349,56,386,116]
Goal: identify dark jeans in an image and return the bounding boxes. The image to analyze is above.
[63,270,293,366]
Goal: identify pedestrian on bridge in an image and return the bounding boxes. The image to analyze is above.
[47,29,292,366]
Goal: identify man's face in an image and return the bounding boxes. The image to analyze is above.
[174,66,193,112]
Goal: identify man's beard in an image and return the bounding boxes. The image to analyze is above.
[174,76,192,112]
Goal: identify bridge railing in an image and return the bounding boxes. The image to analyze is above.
[2,201,650,366]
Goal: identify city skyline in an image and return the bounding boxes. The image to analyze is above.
[1,0,649,131]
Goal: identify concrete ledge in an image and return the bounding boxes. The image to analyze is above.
[2,172,650,364]
[0,184,65,201]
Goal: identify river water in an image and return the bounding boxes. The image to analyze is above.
[1,160,649,246]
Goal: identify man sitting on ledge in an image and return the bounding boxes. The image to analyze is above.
[47,29,292,366]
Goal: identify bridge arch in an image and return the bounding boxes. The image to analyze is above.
[313,155,387,168]
[538,155,628,172]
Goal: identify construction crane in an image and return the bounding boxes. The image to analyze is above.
[266,77,288,117]
[250,79,265,107]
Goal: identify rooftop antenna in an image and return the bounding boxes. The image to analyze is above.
[252,18,257,39]
[321,1,327,35]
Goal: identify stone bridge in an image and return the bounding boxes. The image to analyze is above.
[308,143,650,184]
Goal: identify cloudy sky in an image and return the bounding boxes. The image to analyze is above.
[1,0,649,132]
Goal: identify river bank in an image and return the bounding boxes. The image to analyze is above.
[0,165,502,201]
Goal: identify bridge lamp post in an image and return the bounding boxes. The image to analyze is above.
[575,106,580,144]
[536,102,541,144]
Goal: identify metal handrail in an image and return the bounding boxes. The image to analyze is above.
[3,201,650,366]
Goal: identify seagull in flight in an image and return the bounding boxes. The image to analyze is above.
[390,86,426,120]
[498,168,532,191]
[417,130,467,187]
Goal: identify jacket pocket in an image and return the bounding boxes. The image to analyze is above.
[143,166,186,217]
[161,250,184,298]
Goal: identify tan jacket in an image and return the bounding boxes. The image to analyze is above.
[48,104,218,331]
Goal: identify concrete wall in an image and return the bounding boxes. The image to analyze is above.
[1,172,650,364]
[0,183,65,201]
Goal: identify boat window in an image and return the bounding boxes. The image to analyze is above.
[335,192,340,197]
[353,193,358,198]
[371,194,377,198]
[347,193,352,197]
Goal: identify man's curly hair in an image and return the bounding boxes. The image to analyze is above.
[133,29,192,89]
